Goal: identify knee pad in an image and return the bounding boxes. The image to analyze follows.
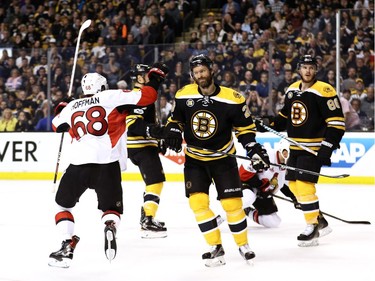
[189,192,209,212]
[221,197,243,213]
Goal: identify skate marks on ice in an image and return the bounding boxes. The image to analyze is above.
[0,181,374,281]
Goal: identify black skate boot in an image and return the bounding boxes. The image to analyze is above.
[104,220,117,262]
[297,224,320,247]
[243,206,255,217]
[318,213,332,237]
[48,235,80,268]
[239,244,256,263]
[141,216,167,238]
[202,244,226,267]
[140,206,165,227]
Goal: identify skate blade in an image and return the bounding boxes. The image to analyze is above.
[141,230,167,239]
[319,226,332,237]
[48,257,72,268]
[298,238,319,247]
[105,230,117,262]
[204,256,226,267]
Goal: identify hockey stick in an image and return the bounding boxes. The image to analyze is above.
[187,145,350,179]
[52,19,92,193]
[254,119,318,156]
[273,194,371,225]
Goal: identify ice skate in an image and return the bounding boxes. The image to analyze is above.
[318,213,332,237]
[48,235,80,268]
[243,206,255,217]
[239,244,256,264]
[104,220,117,262]
[297,224,320,247]
[202,244,226,267]
[141,216,167,238]
[140,206,165,227]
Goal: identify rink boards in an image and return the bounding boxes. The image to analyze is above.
[0,132,374,184]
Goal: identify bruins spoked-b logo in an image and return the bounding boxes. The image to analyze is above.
[291,101,308,126]
[191,110,217,139]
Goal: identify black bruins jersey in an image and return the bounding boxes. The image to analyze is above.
[274,80,345,152]
[126,88,158,149]
[168,83,257,161]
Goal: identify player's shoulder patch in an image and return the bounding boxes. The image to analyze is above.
[311,81,337,98]
[175,84,198,98]
[218,86,245,104]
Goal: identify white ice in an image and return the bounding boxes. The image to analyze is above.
[0,180,374,281]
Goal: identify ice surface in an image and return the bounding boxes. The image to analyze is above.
[0,180,374,281]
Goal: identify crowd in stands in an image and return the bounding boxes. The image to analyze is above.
[0,0,374,133]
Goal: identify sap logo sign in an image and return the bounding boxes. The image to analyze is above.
[332,138,373,168]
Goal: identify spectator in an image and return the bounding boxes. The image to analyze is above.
[0,108,17,132]
[5,69,23,92]
[102,52,120,89]
[246,89,263,117]
[15,110,32,132]
[340,94,361,131]
[159,94,172,125]
[255,71,269,99]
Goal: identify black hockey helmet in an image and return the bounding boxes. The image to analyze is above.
[190,54,213,71]
[130,64,151,80]
[297,55,317,69]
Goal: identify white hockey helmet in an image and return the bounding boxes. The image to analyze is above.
[277,139,290,160]
[81,73,109,96]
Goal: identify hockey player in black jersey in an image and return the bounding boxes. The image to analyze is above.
[126,63,169,238]
[256,55,345,247]
[164,54,271,266]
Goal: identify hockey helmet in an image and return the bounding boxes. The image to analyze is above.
[130,64,151,80]
[297,55,317,70]
[189,54,213,72]
[276,139,290,161]
[81,73,108,95]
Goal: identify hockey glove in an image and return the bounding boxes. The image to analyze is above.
[246,142,270,172]
[254,116,274,133]
[148,67,166,83]
[158,139,167,155]
[317,140,334,166]
[164,123,183,152]
[145,124,165,139]
[54,101,68,116]
[151,62,169,75]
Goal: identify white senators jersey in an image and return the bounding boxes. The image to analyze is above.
[52,87,157,169]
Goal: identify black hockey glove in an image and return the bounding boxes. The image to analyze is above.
[158,139,167,155]
[151,62,169,75]
[246,142,270,172]
[254,116,274,133]
[164,123,183,152]
[317,141,334,167]
[145,124,165,139]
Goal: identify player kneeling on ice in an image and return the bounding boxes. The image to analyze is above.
[49,67,166,268]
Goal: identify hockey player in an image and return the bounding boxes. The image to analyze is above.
[239,140,296,228]
[126,63,169,238]
[216,140,301,228]
[163,54,271,267]
[256,55,345,247]
[48,67,166,268]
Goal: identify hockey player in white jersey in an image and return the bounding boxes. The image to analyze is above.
[48,66,166,268]
[226,140,331,237]
[239,140,296,228]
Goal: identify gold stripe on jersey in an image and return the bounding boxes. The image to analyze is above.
[186,139,236,161]
[234,123,256,138]
[288,81,337,98]
[127,136,158,148]
[176,84,246,105]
